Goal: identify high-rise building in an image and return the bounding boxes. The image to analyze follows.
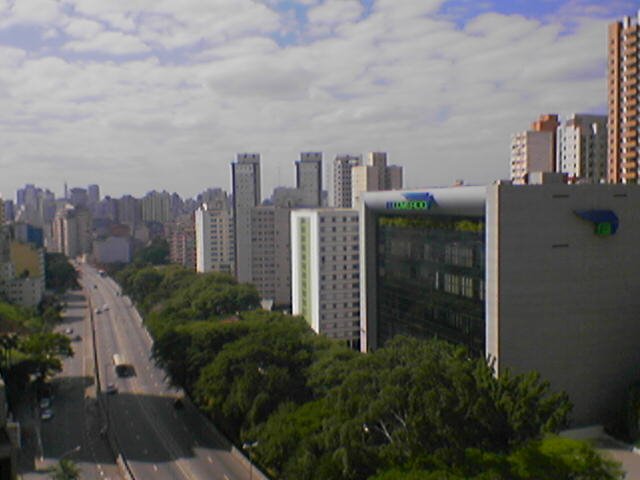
[168,214,197,270]
[87,184,100,205]
[141,190,172,224]
[116,195,142,226]
[607,11,640,183]
[197,188,229,209]
[510,115,559,184]
[291,209,360,349]
[232,153,261,282]
[0,198,4,225]
[2,200,14,223]
[557,114,608,183]
[51,205,92,257]
[69,187,88,208]
[295,152,322,207]
[195,203,234,274]
[352,152,403,208]
[332,154,362,208]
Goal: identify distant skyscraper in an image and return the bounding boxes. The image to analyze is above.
[141,190,172,224]
[608,11,640,183]
[332,154,362,208]
[116,195,141,226]
[351,152,403,208]
[69,187,88,208]
[510,114,559,184]
[2,200,13,223]
[295,152,322,207]
[52,205,92,257]
[88,184,100,205]
[232,153,261,282]
[557,114,607,184]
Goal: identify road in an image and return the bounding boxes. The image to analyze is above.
[31,290,122,480]
[81,264,261,480]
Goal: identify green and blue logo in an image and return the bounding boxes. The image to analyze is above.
[574,210,619,236]
[386,192,437,211]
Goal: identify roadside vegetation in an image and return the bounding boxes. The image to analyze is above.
[0,254,76,408]
[45,252,79,293]
[117,263,623,480]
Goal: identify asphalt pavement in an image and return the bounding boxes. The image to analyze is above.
[19,289,122,480]
[82,264,264,480]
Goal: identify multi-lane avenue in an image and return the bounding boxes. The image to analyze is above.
[80,264,264,480]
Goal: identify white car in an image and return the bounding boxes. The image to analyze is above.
[40,409,54,421]
[64,328,73,334]
[106,383,118,394]
[95,308,101,314]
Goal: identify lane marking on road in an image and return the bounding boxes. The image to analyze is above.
[207,456,213,464]
[224,475,230,480]
[153,464,159,472]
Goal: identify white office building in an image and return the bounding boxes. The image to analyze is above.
[332,154,362,208]
[291,209,360,349]
[557,114,607,184]
[195,204,234,274]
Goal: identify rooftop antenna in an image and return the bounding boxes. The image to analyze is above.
[64,181,68,200]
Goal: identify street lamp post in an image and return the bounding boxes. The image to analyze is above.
[242,441,258,480]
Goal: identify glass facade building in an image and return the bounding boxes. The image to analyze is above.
[375,214,485,354]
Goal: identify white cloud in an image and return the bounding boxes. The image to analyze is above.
[308,0,364,26]
[64,18,104,39]
[0,0,62,27]
[0,0,618,197]
[63,31,151,55]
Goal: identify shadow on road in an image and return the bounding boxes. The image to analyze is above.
[102,390,233,464]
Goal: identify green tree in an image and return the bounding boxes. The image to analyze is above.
[194,317,315,439]
[44,253,78,292]
[134,238,170,265]
[19,332,73,380]
[287,337,571,480]
[49,458,80,480]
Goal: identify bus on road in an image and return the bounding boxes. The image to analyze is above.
[112,353,134,377]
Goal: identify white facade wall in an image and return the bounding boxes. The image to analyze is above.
[332,154,361,208]
[510,131,554,184]
[557,114,607,183]
[292,209,360,348]
[195,205,234,274]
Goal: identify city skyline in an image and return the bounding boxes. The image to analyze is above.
[0,0,634,199]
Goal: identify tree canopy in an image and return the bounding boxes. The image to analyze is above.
[114,262,622,480]
[45,253,78,292]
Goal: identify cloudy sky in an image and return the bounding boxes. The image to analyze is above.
[0,0,634,200]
